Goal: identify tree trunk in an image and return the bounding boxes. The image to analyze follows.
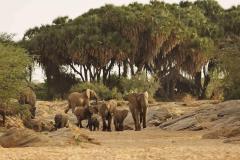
[118,63,121,78]
[28,66,32,82]
[103,60,115,84]
[130,63,135,77]
[194,71,202,98]
[45,69,54,100]
[122,61,128,77]
[83,65,88,82]
[69,64,85,81]
[103,67,107,84]
[97,69,101,82]
[199,66,210,99]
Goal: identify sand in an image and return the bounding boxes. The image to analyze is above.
[1,127,240,160]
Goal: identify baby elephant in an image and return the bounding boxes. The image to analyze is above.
[54,114,69,129]
[88,114,100,131]
[74,107,92,128]
[114,109,129,131]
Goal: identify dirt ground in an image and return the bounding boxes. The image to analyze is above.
[1,128,240,160]
[1,100,240,160]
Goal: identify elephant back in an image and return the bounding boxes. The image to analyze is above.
[19,87,36,107]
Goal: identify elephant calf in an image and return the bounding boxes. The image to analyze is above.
[0,109,5,126]
[54,114,69,129]
[98,100,117,131]
[113,109,129,131]
[88,113,100,131]
[74,107,92,128]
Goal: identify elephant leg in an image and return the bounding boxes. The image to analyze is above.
[142,107,147,128]
[64,105,70,113]
[134,111,141,131]
[130,110,138,131]
[55,123,60,129]
[86,116,91,128]
[102,117,107,131]
[89,124,93,131]
[107,116,112,132]
[30,106,36,119]
[140,112,143,125]
[71,106,76,114]
[61,121,65,128]
[114,119,118,131]
[79,120,84,128]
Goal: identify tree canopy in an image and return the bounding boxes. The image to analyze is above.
[21,0,240,100]
[0,34,31,107]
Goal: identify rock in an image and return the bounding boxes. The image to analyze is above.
[0,128,44,147]
[159,100,240,134]
[148,119,163,127]
[203,127,240,140]
[0,127,99,148]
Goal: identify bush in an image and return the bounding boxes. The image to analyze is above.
[70,82,122,100]
[0,40,31,108]
[3,100,32,119]
[206,71,224,100]
[70,73,160,101]
[31,83,48,100]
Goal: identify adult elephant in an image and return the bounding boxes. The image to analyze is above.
[18,87,37,119]
[127,91,148,131]
[65,89,98,114]
[98,100,117,131]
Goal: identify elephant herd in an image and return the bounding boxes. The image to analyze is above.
[0,87,149,132]
[63,89,149,131]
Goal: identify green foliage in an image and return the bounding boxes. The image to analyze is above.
[2,100,32,119]
[118,73,160,98]
[21,1,240,100]
[70,82,122,100]
[219,36,240,100]
[31,83,48,100]
[206,71,224,100]
[0,40,31,107]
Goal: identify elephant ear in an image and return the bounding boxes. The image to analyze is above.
[85,89,91,99]
[143,91,149,99]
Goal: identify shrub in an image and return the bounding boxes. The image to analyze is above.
[118,73,160,98]
[206,71,224,100]
[31,83,48,100]
[0,40,31,109]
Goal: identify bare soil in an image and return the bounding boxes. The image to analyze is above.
[1,100,240,160]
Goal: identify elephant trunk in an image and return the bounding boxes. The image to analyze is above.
[95,96,98,104]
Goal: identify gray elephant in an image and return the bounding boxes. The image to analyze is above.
[74,107,92,128]
[127,91,148,131]
[0,109,5,126]
[88,113,100,131]
[113,109,129,131]
[18,87,37,119]
[54,114,69,129]
[65,89,98,113]
[98,100,117,131]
